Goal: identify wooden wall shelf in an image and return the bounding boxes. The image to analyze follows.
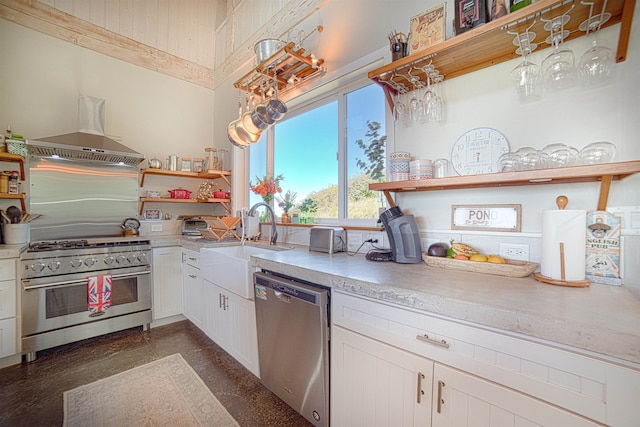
[0,152,25,179]
[370,160,640,211]
[368,0,635,109]
[139,168,232,214]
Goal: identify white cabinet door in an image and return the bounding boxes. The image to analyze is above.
[331,325,433,427]
[203,278,227,345]
[225,289,259,376]
[202,278,259,377]
[0,317,16,358]
[432,364,599,427]
[152,247,183,320]
[183,262,204,328]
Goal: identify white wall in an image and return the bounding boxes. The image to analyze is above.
[0,19,217,166]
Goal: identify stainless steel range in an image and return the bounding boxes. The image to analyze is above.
[20,238,152,361]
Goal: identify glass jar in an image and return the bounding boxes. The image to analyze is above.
[206,148,218,171]
[218,149,229,171]
[8,170,19,194]
[180,157,192,172]
[193,158,204,172]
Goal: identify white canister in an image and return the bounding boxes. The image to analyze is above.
[4,223,29,244]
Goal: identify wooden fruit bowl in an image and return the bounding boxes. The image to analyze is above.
[422,254,538,278]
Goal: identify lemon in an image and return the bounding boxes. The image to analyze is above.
[487,255,506,264]
[469,254,488,262]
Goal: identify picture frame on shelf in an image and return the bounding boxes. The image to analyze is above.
[454,0,489,34]
[143,209,162,221]
[409,3,446,54]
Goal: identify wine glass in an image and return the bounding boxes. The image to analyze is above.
[542,38,575,91]
[542,18,575,92]
[510,32,542,102]
[577,39,614,87]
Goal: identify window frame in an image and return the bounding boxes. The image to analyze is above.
[249,76,387,227]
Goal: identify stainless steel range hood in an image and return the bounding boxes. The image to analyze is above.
[27,132,144,166]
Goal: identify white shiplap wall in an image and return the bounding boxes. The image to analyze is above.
[34,0,323,87]
[39,0,217,70]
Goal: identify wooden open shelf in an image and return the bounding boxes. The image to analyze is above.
[370,160,640,210]
[139,197,231,215]
[140,169,231,187]
[368,0,635,109]
[233,42,325,98]
[0,152,25,179]
[139,168,232,214]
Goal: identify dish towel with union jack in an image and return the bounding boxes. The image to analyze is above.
[88,274,112,313]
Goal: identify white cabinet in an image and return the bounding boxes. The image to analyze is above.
[432,364,598,427]
[203,278,259,377]
[182,249,204,329]
[332,290,640,427]
[0,258,17,359]
[151,247,183,320]
[332,325,433,426]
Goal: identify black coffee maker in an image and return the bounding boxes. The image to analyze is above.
[367,206,423,263]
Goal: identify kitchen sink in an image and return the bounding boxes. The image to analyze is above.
[200,244,288,299]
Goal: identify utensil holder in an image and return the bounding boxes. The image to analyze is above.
[391,42,408,61]
[4,223,29,244]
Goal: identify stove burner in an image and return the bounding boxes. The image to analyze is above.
[27,239,151,252]
[28,240,91,252]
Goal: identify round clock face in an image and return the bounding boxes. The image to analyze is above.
[451,128,510,176]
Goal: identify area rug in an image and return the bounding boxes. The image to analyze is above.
[63,353,239,427]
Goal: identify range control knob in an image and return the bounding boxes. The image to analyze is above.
[84,257,96,267]
[70,258,83,269]
[137,252,148,263]
[104,255,115,265]
[126,253,137,263]
[30,262,46,273]
[47,261,61,272]
[116,254,126,264]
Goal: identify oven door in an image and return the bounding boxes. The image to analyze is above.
[22,266,151,336]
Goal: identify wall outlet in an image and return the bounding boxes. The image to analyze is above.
[499,243,530,261]
[347,232,363,251]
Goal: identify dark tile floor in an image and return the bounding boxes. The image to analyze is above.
[0,320,312,427]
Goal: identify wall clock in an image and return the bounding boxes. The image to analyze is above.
[451,127,510,175]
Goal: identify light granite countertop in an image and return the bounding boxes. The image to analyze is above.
[248,247,640,366]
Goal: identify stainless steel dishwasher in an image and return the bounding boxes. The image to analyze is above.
[253,271,330,427]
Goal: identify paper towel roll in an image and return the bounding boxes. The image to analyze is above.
[541,210,586,281]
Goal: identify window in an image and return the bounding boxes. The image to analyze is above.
[249,80,386,223]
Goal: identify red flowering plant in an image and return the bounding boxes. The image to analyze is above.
[250,174,283,204]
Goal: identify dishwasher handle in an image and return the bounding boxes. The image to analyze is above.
[254,271,327,306]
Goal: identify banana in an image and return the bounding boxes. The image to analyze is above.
[450,240,479,257]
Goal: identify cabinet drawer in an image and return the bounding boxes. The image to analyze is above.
[0,280,16,319]
[183,250,200,268]
[333,290,640,426]
[0,259,16,281]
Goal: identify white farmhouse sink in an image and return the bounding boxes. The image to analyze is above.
[200,245,282,299]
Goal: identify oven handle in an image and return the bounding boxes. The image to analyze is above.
[23,270,151,291]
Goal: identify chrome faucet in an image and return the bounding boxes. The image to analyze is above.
[247,202,278,245]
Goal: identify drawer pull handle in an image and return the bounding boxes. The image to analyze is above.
[416,372,425,404]
[416,334,450,349]
[437,380,445,413]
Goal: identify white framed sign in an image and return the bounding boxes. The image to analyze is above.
[452,204,521,232]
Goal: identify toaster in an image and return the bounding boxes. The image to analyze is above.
[181,216,209,236]
[309,226,345,254]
